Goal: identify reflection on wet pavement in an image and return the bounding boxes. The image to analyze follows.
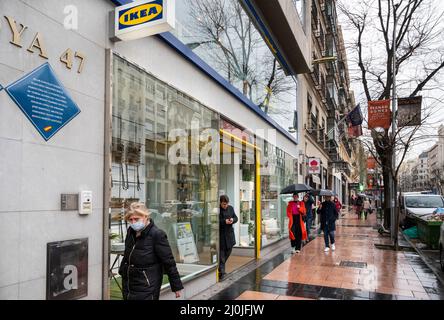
[210,210,444,300]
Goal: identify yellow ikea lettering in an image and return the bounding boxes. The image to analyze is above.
[119,4,163,26]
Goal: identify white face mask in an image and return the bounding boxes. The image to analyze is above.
[130,220,146,231]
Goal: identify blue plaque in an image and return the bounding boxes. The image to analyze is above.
[6,63,81,141]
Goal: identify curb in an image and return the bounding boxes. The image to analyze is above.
[402,233,444,286]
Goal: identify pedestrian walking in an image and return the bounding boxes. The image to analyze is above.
[363,197,371,220]
[334,196,342,214]
[303,192,315,241]
[219,195,238,280]
[355,196,363,218]
[351,195,357,213]
[286,192,307,253]
[119,202,183,300]
[319,195,339,252]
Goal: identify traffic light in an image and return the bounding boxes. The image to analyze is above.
[359,184,364,191]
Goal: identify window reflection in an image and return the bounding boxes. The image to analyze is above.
[174,0,297,137]
[110,55,220,286]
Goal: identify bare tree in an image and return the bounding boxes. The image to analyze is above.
[339,0,444,239]
[185,0,296,117]
[186,0,261,99]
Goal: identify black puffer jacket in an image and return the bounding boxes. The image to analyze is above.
[118,219,183,300]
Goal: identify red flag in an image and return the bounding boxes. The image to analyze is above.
[348,124,362,137]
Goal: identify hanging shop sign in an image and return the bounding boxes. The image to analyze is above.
[367,157,376,170]
[368,100,391,129]
[349,183,360,189]
[111,0,175,42]
[308,158,321,174]
[312,175,321,185]
[46,238,88,300]
[367,174,374,189]
[5,63,81,141]
[397,96,422,127]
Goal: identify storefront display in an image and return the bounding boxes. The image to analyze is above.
[260,142,295,246]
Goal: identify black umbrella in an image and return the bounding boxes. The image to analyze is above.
[280,183,313,194]
[312,189,334,196]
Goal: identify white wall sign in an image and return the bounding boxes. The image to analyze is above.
[312,175,321,184]
[111,0,175,42]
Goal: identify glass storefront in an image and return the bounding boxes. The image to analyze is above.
[108,52,298,297]
[260,142,295,247]
[109,54,220,293]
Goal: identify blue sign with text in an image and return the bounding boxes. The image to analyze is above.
[6,63,81,141]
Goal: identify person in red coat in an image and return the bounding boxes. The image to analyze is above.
[334,196,342,213]
[286,192,307,253]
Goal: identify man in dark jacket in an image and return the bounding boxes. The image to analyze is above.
[304,193,315,241]
[355,196,363,217]
[319,195,339,252]
[219,195,238,280]
[119,202,183,300]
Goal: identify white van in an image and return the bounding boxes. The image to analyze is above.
[399,193,444,228]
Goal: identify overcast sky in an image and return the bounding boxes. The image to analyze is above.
[337,0,444,161]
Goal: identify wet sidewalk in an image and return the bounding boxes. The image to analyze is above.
[208,209,444,300]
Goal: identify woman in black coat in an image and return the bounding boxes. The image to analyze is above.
[118,202,183,300]
[219,195,238,280]
[319,195,339,252]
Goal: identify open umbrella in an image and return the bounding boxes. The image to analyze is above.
[280,183,313,194]
[312,189,334,197]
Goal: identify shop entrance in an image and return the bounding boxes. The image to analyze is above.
[218,125,261,277]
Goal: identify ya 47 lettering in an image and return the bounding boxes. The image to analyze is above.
[3,16,86,74]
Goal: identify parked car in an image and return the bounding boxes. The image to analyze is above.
[399,193,444,229]
[440,222,444,271]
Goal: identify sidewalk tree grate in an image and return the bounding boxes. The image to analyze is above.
[339,260,367,268]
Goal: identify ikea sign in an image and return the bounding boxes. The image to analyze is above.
[111,0,175,42]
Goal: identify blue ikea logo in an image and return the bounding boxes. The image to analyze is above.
[118,0,164,30]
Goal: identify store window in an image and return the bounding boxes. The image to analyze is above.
[260,142,295,247]
[109,55,220,298]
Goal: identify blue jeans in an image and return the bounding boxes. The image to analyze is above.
[323,225,335,247]
[305,213,313,239]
